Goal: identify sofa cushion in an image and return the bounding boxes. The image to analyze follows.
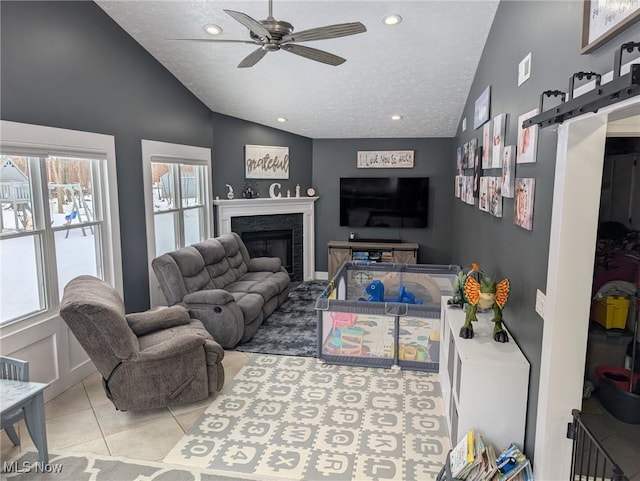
[193,239,237,288]
[169,247,213,293]
[230,292,264,324]
[239,271,290,293]
[227,278,281,301]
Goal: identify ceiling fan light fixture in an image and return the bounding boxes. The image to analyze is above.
[203,24,223,35]
[276,117,288,122]
[391,114,403,121]
[382,14,402,26]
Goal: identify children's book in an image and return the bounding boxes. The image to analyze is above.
[449,430,475,478]
[495,443,532,481]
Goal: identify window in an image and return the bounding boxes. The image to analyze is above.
[141,140,212,306]
[0,121,121,326]
[151,161,208,255]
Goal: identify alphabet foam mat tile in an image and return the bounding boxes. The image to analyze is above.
[164,354,450,480]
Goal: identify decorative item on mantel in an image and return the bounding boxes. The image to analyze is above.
[242,181,259,199]
[225,184,234,199]
[269,182,282,198]
[295,184,301,197]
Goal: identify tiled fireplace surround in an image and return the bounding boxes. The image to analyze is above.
[213,197,318,281]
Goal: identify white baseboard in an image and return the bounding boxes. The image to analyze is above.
[314,271,328,280]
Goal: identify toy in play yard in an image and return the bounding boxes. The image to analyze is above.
[459,266,511,343]
[330,312,357,329]
[359,280,423,304]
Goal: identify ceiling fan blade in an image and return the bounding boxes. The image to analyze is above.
[173,38,258,45]
[281,44,345,66]
[224,9,272,40]
[238,47,268,68]
[282,22,366,43]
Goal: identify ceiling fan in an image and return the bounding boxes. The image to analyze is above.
[179,0,367,68]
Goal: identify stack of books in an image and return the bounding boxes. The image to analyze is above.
[494,444,533,481]
[448,431,532,481]
[380,251,394,262]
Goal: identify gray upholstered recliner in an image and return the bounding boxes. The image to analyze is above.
[152,232,291,349]
[59,275,224,411]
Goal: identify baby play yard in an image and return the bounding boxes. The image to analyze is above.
[316,262,460,371]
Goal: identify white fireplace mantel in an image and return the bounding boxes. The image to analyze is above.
[213,197,318,280]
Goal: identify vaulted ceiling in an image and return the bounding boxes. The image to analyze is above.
[96,1,499,138]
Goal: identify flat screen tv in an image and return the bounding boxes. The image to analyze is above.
[340,177,429,228]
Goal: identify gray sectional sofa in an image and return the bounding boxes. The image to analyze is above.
[152,232,291,348]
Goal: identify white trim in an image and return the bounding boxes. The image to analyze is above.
[0,120,122,298]
[0,120,121,399]
[141,139,212,307]
[534,96,640,480]
[213,197,318,281]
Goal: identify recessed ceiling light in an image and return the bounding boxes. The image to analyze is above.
[382,14,402,26]
[203,24,222,35]
[391,115,402,121]
[276,117,288,122]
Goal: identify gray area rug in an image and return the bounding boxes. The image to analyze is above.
[164,353,450,480]
[235,280,327,357]
[1,449,252,481]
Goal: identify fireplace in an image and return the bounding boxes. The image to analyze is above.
[242,229,293,275]
[214,197,318,281]
[231,213,304,281]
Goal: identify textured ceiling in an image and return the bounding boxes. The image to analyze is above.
[95,1,499,139]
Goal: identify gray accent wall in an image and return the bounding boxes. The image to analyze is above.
[211,113,312,205]
[452,0,640,458]
[1,1,214,312]
[312,138,454,271]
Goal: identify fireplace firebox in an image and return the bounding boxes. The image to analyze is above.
[231,213,303,281]
[242,230,293,275]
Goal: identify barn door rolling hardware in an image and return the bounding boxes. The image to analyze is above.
[523,42,640,129]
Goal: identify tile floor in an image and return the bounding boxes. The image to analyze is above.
[581,395,640,480]
[0,350,252,464]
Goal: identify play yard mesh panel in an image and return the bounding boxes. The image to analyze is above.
[316,262,460,371]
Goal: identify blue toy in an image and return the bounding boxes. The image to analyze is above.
[359,280,423,304]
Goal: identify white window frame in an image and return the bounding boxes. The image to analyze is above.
[0,120,122,331]
[141,139,212,307]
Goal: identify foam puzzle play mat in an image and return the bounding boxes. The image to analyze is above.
[164,354,450,481]
[316,263,460,371]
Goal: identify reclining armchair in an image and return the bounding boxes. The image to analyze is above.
[59,275,224,411]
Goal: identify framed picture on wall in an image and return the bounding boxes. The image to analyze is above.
[491,114,506,169]
[489,176,503,218]
[581,1,640,54]
[502,145,516,198]
[474,86,491,129]
[514,177,535,230]
[473,146,482,199]
[245,145,290,179]
[479,177,490,212]
[482,122,492,169]
[517,109,539,164]
[357,150,414,168]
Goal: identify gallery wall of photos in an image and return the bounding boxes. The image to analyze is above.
[455,87,539,231]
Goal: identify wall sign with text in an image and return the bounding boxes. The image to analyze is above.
[356,150,414,169]
[245,145,289,179]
